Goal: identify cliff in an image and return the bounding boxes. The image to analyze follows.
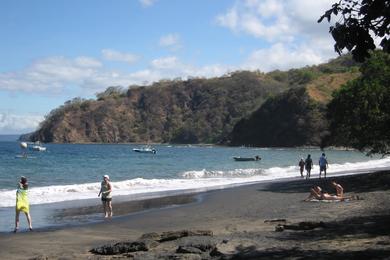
[29,55,360,145]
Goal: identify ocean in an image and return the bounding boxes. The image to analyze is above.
[1,141,390,231]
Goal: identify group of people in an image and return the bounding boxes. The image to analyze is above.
[304,181,344,201]
[299,153,328,179]
[12,153,335,231]
[13,174,113,232]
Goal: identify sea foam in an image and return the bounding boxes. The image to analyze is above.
[0,157,389,208]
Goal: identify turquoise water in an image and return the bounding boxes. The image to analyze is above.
[1,141,390,231]
[1,141,389,208]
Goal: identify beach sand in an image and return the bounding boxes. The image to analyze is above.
[0,171,389,259]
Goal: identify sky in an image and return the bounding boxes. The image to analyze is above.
[0,0,339,134]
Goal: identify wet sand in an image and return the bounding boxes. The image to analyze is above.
[0,170,389,259]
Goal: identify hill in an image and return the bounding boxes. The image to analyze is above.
[227,55,360,147]
[29,55,360,145]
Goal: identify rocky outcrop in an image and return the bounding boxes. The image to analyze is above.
[90,229,217,259]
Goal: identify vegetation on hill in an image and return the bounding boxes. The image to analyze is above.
[30,55,360,146]
[325,51,390,155]
[227,87,328,147]
[31,71,289,143]
[227,55,360,147]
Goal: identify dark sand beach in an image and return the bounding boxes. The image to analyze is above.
[1,170,389,259]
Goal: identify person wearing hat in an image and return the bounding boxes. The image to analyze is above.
[14,176,32,232]
[98,175,113,218]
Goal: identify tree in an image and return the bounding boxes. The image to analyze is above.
[318,0,390,62]
[326,51,390,155]
[96,86,125,100]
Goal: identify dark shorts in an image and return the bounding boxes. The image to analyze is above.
[320,165,327,171]
[101,197,112,202]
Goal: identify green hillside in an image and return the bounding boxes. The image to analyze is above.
[29,55,359,145]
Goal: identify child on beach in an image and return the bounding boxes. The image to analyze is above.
[98,175,113,218]
[14,176,32,232]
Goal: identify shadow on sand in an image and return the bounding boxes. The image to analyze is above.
[232,214,390,259]
[258,170,390,194]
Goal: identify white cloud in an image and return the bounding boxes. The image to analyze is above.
[0,56,102,93]
[159,33,182,51]
[0,112,44,134]
[243,43,324,72]
[101,49,140,64]
[216,0,334,42]
[151,56,179,69]
[216,0,338,71]
[139,0,156,7]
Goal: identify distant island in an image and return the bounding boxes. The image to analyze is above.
[26,55,359,147]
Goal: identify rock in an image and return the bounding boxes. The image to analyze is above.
[177,236,217,252]
[140,232,162,241]
[176,246,203,254]
[159,230,213,242]
[90,240,157,255]
[211,238,257,258]
[163,254,202,260]
[283,221,326,230]
[28,256,49,260]
[275,224,285,232]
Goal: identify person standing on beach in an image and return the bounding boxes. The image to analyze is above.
[319,153,329,178]
[298,158,305,178]
[305,154,313,179]
[98,175,113,218]
[14,176,32,232]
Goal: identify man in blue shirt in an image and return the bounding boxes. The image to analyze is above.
[319,153,329,178]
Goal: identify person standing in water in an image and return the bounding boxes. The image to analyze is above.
[98,175,113,218]
[305,154,313,179]
[14,176,32,232]
[298,158,305,178]
[319,153,329,178]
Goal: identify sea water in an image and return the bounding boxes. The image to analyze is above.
[0,141,389,231]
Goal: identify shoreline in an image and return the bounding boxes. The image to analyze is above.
[0,167,389,233]
[0,169,389,259]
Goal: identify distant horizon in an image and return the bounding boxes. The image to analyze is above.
[0,134,20,141]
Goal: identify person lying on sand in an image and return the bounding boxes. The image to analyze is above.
[304,186,322,201]
[331,181,344,198]
[304,185,345,201]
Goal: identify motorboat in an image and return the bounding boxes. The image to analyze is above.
[133,146,156,154]
[32,145,47,151]
[233,156,261,161]
[30,141,46,151]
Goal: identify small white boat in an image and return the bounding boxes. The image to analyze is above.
[133,146,156,154]
[32,145,46,151]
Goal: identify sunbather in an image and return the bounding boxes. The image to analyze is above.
[304,186,322,201]
[305,185,344,201]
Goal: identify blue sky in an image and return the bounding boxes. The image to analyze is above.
[0,0,338,134]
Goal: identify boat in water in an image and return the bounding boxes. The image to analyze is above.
[30,141,47,151]
[31,145,47,151]
[133,146,156,154]
[233,156,261,161]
